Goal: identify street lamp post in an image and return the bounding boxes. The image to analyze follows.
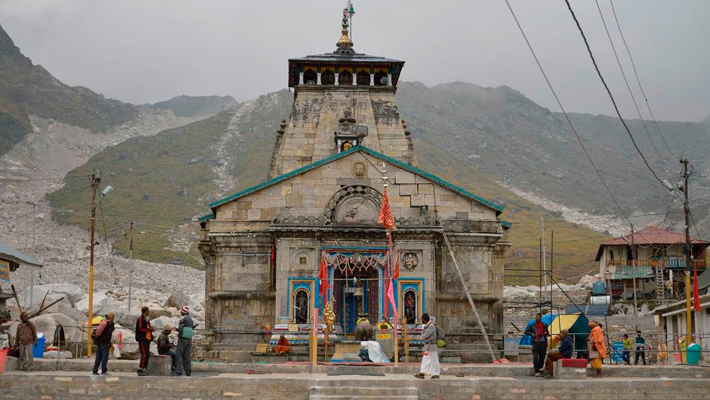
[86,172,112,358]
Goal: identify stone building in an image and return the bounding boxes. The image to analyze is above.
[198,10,511,358]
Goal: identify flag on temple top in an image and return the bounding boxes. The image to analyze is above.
[318,252,329,302]
[392,249,401,280]
[378,187,397,231]
[693,262,701,312]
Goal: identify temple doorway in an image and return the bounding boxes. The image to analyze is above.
[334,266,379,335]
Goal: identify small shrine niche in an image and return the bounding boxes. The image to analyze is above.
[334,109,368,153]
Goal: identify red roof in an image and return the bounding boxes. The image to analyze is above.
[600,226,709,246]
[595,226,709,261]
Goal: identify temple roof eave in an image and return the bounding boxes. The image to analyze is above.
[205,146,504,216]
[289,54,405,64]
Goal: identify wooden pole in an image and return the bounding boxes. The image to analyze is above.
[87,171,100,358]
[11,284,23,314]
[29,298,63,319]
[682,158,693,351]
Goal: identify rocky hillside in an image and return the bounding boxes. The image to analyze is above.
[47,88,606,281]
[47,91,293,268]
[152,95,238,118]
[396,81,710,236]
[0,22,138,156]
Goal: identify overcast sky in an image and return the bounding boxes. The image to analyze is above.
[1,0,708,122]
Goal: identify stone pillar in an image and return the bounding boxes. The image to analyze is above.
[298,72,304,85]
[387,74,393,86]
[370,73,375,86]
[317,72,322,85]
[334,73,339,86]
[352,73,357,85]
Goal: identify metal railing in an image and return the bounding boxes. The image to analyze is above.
[6,327,709,367]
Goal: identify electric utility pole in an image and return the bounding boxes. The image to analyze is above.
[128,221,134,312]
[87,171,101,358]
[681,159,692,348]
[541,215,548,304]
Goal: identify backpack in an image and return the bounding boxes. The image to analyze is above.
[436,325,446,348]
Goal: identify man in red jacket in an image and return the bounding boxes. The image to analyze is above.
[135,306,155,376]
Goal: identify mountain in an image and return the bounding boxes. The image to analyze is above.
[396,81,710,234]
[152,95,238,118]
[48,88,605,280]
[0,22,138,156]
[47,91,293,268]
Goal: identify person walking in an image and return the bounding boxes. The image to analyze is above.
[135,306,155,376]
[525,313,549,377]
[175,306,195,377]
[588,321,607,377]
[157,325,178,374]
[15,312,37,372]
[413,313,440,380]
[634,331,646,365]
[91,312,115,375]
[622,334,632,365]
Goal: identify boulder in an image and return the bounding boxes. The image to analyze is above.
[164,291,190,309]
[143,302,171,319]
[151,316,179,331]
[116,312,141,329]
[19,283,84,308]
[9,313,85,346]
[76,291,126,318]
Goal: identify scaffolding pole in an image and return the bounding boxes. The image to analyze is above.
[440,230,496,362]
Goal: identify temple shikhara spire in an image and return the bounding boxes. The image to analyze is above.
[198,6,511,363]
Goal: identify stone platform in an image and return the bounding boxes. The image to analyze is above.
[1,359,709,400]
[1,370,709,400]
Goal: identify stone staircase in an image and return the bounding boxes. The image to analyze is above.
[309,386,418,400]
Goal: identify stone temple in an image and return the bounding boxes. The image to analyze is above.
[198,11,511,361]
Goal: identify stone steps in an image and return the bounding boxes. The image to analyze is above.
[309,386,418,400]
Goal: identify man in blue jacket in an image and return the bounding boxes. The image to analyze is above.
[542,329,573,378]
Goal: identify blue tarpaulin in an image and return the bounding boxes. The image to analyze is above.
[519,313,556,345]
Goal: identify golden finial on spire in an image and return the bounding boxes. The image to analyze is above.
[336,8,354,49]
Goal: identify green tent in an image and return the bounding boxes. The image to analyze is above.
[549,314,591,351]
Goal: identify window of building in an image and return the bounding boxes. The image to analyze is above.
[303,68,317,85]
[374,70,388,86]
[321,69,335,85]
[357,70,370,86]
[339,70,353,85]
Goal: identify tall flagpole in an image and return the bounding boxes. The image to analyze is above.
[381,162,398,366]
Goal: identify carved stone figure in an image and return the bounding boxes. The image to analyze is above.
[404,291,416,324]
[352,162,367,178]
[295,291,308,323]
[403,253,418,270]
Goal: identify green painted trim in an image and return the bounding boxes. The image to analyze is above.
[198,213,214,222]
[207,146,504,214]
[501,220,512,229]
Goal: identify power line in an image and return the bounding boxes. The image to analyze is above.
[563,0,668,189]
[609,0,677,159]
[593,0,667,169]
[501,0,632,228]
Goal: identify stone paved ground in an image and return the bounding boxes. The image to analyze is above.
[2,367,710,400]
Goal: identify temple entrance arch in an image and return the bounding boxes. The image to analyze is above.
[325,249,386,335]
